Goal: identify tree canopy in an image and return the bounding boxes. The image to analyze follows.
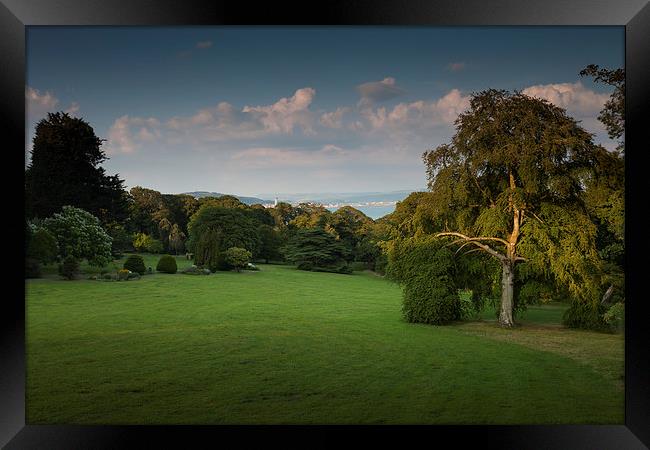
[43,205,113,267]
[25,112,129,223]
[423,89,608,326]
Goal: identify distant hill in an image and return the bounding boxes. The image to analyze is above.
[182,191,272,205]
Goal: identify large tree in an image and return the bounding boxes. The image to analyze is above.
[579,65,625,155]
[186,207,260,271]
[25,112,129,222]
[423,89,607,327]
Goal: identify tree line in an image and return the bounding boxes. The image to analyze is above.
[24,64,624,332]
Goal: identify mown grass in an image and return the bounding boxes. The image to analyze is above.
[26,257,623,424]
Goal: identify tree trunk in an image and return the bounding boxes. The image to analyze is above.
[601,284,615,305]
[499,261,515,327]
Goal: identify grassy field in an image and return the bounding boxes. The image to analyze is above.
[26,255,624,424]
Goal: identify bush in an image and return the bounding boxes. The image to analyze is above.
[603,302,625,332]
[562,301,610,332]
[224,247,252,272]
[25,258,42,279]
[59,256,80,280]
[403,278,461,325]
[133,233,164,254]
[117,269,130,280]
[181,265,211,275]
[123,255,146,275]
[337,264,353,274]
[27,227,58,264]
[297,261,314,271]
[387,236,461,325]
[156,255,178,274]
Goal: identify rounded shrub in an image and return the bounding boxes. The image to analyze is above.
[156,255,178,274]
[388,236,461,325]
[123,254,146,275]
[403,277,461,324]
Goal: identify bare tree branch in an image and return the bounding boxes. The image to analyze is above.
[435,232,507,261]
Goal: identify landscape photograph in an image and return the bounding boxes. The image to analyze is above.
[24,26,625,424]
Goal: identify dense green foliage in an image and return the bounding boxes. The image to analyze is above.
[27,226,58,265]
[256,224,284,263]
[422,89,611,326]
[123,255,146,275]
[168,224,187,255]
[43,206,113,267]
[386,236,462,324]
[133,233,163,254]
[25,112,129,223]
[188,207,260,272]
[156,255,178,274]
[283,228,350,271]
[58,255,80,280]
[223,247,252,272]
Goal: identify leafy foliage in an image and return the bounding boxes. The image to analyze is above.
[168,224,187,255]
[43,206,112,267]
[58,255,80,280]
[27,226,58,264]
[421,89,610,326]
[187,207,260,271]
[132,233,163,254]
[256,224,284,263]
[283,228,349,269]
[156,255,178,274]
[123,255,146,275]
[25,112,128,223]
[388,236,461,324]
[223,247,252,272]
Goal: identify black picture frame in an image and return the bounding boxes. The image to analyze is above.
[3,0,648,447]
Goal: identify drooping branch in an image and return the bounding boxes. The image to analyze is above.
[435,232,507,261]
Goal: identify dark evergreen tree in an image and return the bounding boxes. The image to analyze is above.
[25,112,128,223]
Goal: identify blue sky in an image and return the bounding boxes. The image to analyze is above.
[26,26,624,196]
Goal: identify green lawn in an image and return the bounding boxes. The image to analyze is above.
[26,256,624,424]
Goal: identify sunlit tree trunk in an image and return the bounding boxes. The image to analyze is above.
[499,261,515,327]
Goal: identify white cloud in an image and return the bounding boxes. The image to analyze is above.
[106,115,161,154]
[243,87,316,135]
[361,88,470,132]
[25,87,59,116]
[106,115,136,154]
[320,107,350,129]
[357,77,405,107]
[521,81,609,116]
[26,86,81,120]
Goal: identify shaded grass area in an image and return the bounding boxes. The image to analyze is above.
[26,263,623,424]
